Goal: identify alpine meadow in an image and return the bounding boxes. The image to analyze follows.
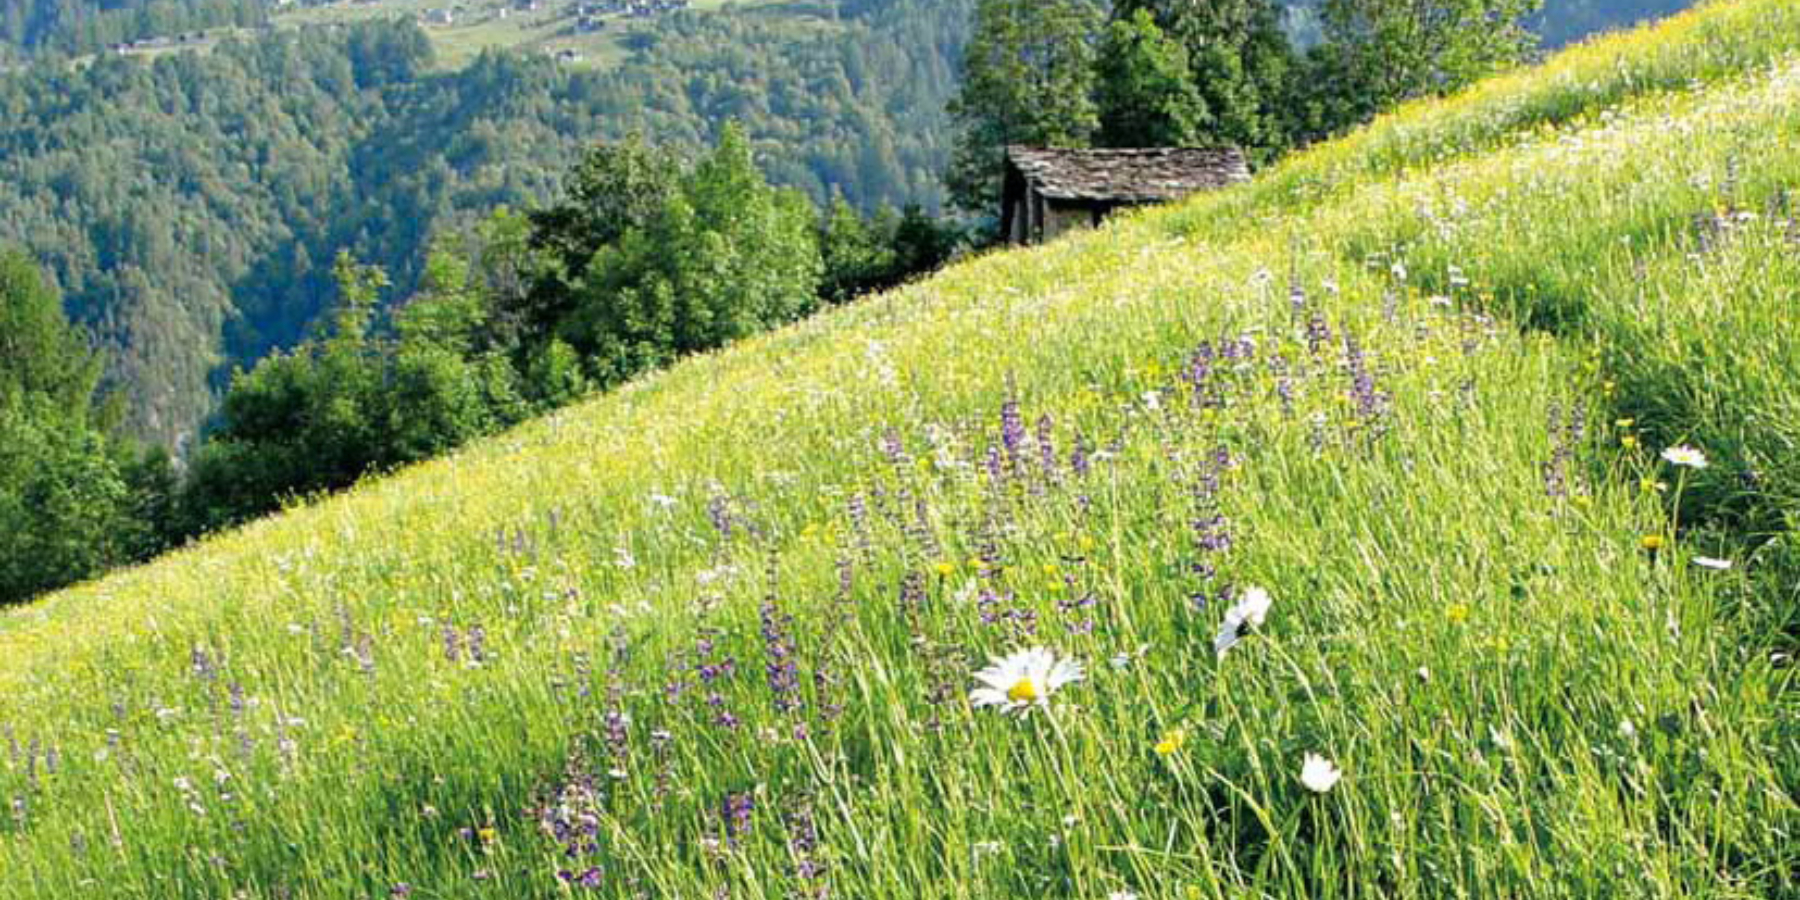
[3,1,1799,899]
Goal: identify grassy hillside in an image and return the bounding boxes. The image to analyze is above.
[3,1,1798,896]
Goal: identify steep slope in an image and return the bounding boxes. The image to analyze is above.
[2,2,1797,897]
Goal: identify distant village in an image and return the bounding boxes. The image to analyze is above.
[105,31,218,55]
[101,0,695,61]
[418,0,692,37]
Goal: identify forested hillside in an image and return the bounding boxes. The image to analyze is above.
[0,1,969,448]
[0,0,262,56]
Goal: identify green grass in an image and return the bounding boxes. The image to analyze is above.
[3,1,1798,897]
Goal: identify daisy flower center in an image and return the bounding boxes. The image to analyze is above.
[1006,678,1039,703]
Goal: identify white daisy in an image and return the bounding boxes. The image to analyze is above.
[1300,752,1342,794]
[970,648,1084,717]
[1214,586,1274,659]
[1691,556,1732,571]
[1661,445,1709,469]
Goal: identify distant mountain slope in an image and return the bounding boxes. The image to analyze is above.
[0,0,264,54]
[1534,0,1698,46]
[0,1,969,449]
[0,2,1795,896]
[1277,0,1699,48]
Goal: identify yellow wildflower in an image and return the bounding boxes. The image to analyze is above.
[1153,728,1188,757]
[1446,603,1471,624]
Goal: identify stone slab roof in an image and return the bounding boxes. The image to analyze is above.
[1005,146,1251,203]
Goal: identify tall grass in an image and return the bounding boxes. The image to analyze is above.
[2,1,1797,896]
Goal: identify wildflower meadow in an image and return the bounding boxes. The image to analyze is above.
[2,1,1798,896]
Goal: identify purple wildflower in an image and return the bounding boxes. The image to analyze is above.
[708,493,734,540]
[786,798,828,897]
[903,489,940,556]
[442,622,461,664]
[558,868,604,888]
[1069,434,1091,478]
[1036,414,1059,484]
[1270,354,1295,416]
[1182,342,1219,409]
[650,729,673,808]
[976,588,1003,628]
[1000,387,1026,480]
[190,646,217,682]
[1343,331,1390,438]
[533,749,605,886]
[880,428,909,467]
[466,625,488,666]
[722,791,755,848]
[846,493,872,561]
[694,630,739,731]
[1306,311,1334,357]
[760,560,804,716]
[831,556,855,630]
[1057,582,1098,636]
[983,444,1004,486]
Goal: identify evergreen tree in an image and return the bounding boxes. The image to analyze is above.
[945,0,1103,214]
